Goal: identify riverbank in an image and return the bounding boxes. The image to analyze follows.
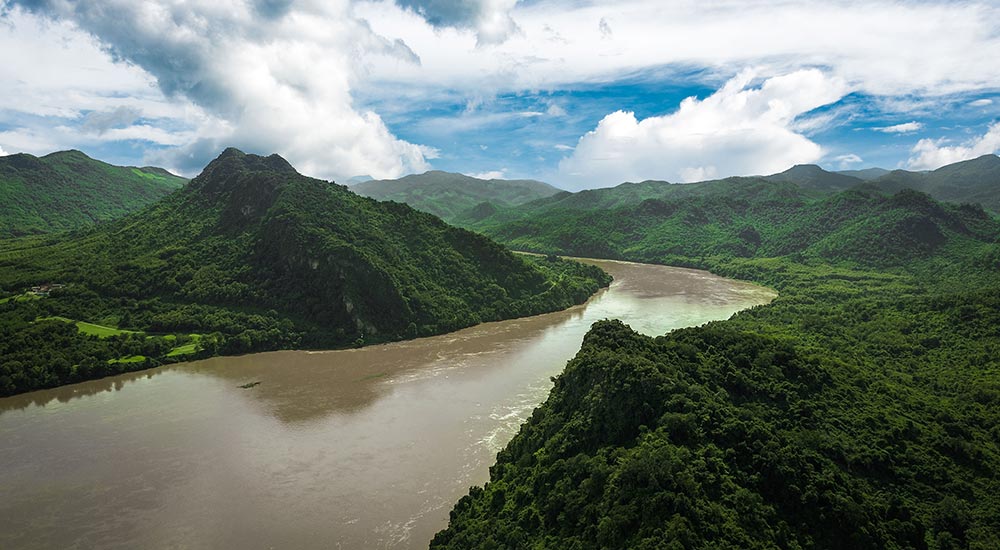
[0,259,774,549]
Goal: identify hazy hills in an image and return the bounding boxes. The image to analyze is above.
[351,170,562,222]
[0,149,609,395]
[0,150,187,237]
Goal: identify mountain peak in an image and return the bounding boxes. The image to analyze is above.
[41,149,93,162]
[187,150,305,222]
[203,148,298,177]
[787,164,825,172]
[765,163,861,192]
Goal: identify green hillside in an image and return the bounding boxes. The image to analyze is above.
[0,149,187,237]
[872,155,1000,213]
[839,167,891,181]
[462,157,999,233]
[764,164,863,193]
[434,181,1000,548]
[351,170,562,222]
[0,149,609,396]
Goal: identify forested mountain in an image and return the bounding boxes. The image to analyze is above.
[839,167,891,180]
[351,170,561,222]
[434,180,1000,548]
[0,149,186,237]
[764,163,863,192]
[0,149,609,396]
[458,157,998,233]
[471,182,996,267]
[871,155,1000,213]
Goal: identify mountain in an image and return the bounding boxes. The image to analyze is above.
[764,163,864,192]
[838,167,890,180]
[465,157,1000,235]
[434,175,1000,549]
[351,170,562,222]
[872,154,1000,213]
[473,180,997,268]
[0,149,610,395]
[0,149,187,237]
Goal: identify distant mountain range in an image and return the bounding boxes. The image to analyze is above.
[352,170,562,223]
[0,150,187,237]
[767,155,1000,211]
[448,155,999,234]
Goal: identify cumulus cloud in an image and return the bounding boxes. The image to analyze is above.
[0,145,8,156]
[469,169,506,179]
[834,154,863,169]
[8,0,433,180]
[395,0,520,45]
[874,121,923,134]
[557,69,847,189]
[907,122,1000,170]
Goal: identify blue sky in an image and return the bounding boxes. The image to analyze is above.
[1,1,999,190]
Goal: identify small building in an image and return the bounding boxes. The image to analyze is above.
[29,283,65,297]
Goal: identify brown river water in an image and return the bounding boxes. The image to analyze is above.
[0,259,775,549]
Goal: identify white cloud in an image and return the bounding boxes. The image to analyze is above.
[834,153,863,169]
[3,2,433,180]
[546,103,567,117]
[907,122,1000,170]
[557,69,847,189]
[969,98,993,107]
[395,0,520,46]
[554,144,574,151]
[469,169,506,180]
[0,145,8,156]
[357,0,1000,98]
[874,121,923,134]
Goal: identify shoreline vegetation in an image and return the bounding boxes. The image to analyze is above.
[0,253,610,398]
[431,185,1000,547]
[0,149,611,397]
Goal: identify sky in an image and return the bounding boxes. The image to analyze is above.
[0,0,998,191]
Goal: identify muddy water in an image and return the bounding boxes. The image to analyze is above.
[0,259,775,549]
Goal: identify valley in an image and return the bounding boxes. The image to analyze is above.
[1,148,998,549]
[0,259,774,549]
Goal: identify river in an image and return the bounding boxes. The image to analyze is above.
[0,259,775,549]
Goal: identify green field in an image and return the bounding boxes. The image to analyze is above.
[108,355,146,364]
[37,316,140,338]
[166,334,203,357]
[0,293,39,304]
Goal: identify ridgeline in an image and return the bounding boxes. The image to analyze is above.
[0,149,610,396]
[0,149,186,237]
[433,172,1000,548]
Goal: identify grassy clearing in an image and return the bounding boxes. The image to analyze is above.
[37,316,141,338]
[109,355,146,364]
[0,293,40,304]
[166,334,203,357]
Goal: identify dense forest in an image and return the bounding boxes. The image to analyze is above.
[0,149,610,396]
[460,155,999,235]
[433,179,1000,548]
[0,149,187,237]
[352,170,561,223]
